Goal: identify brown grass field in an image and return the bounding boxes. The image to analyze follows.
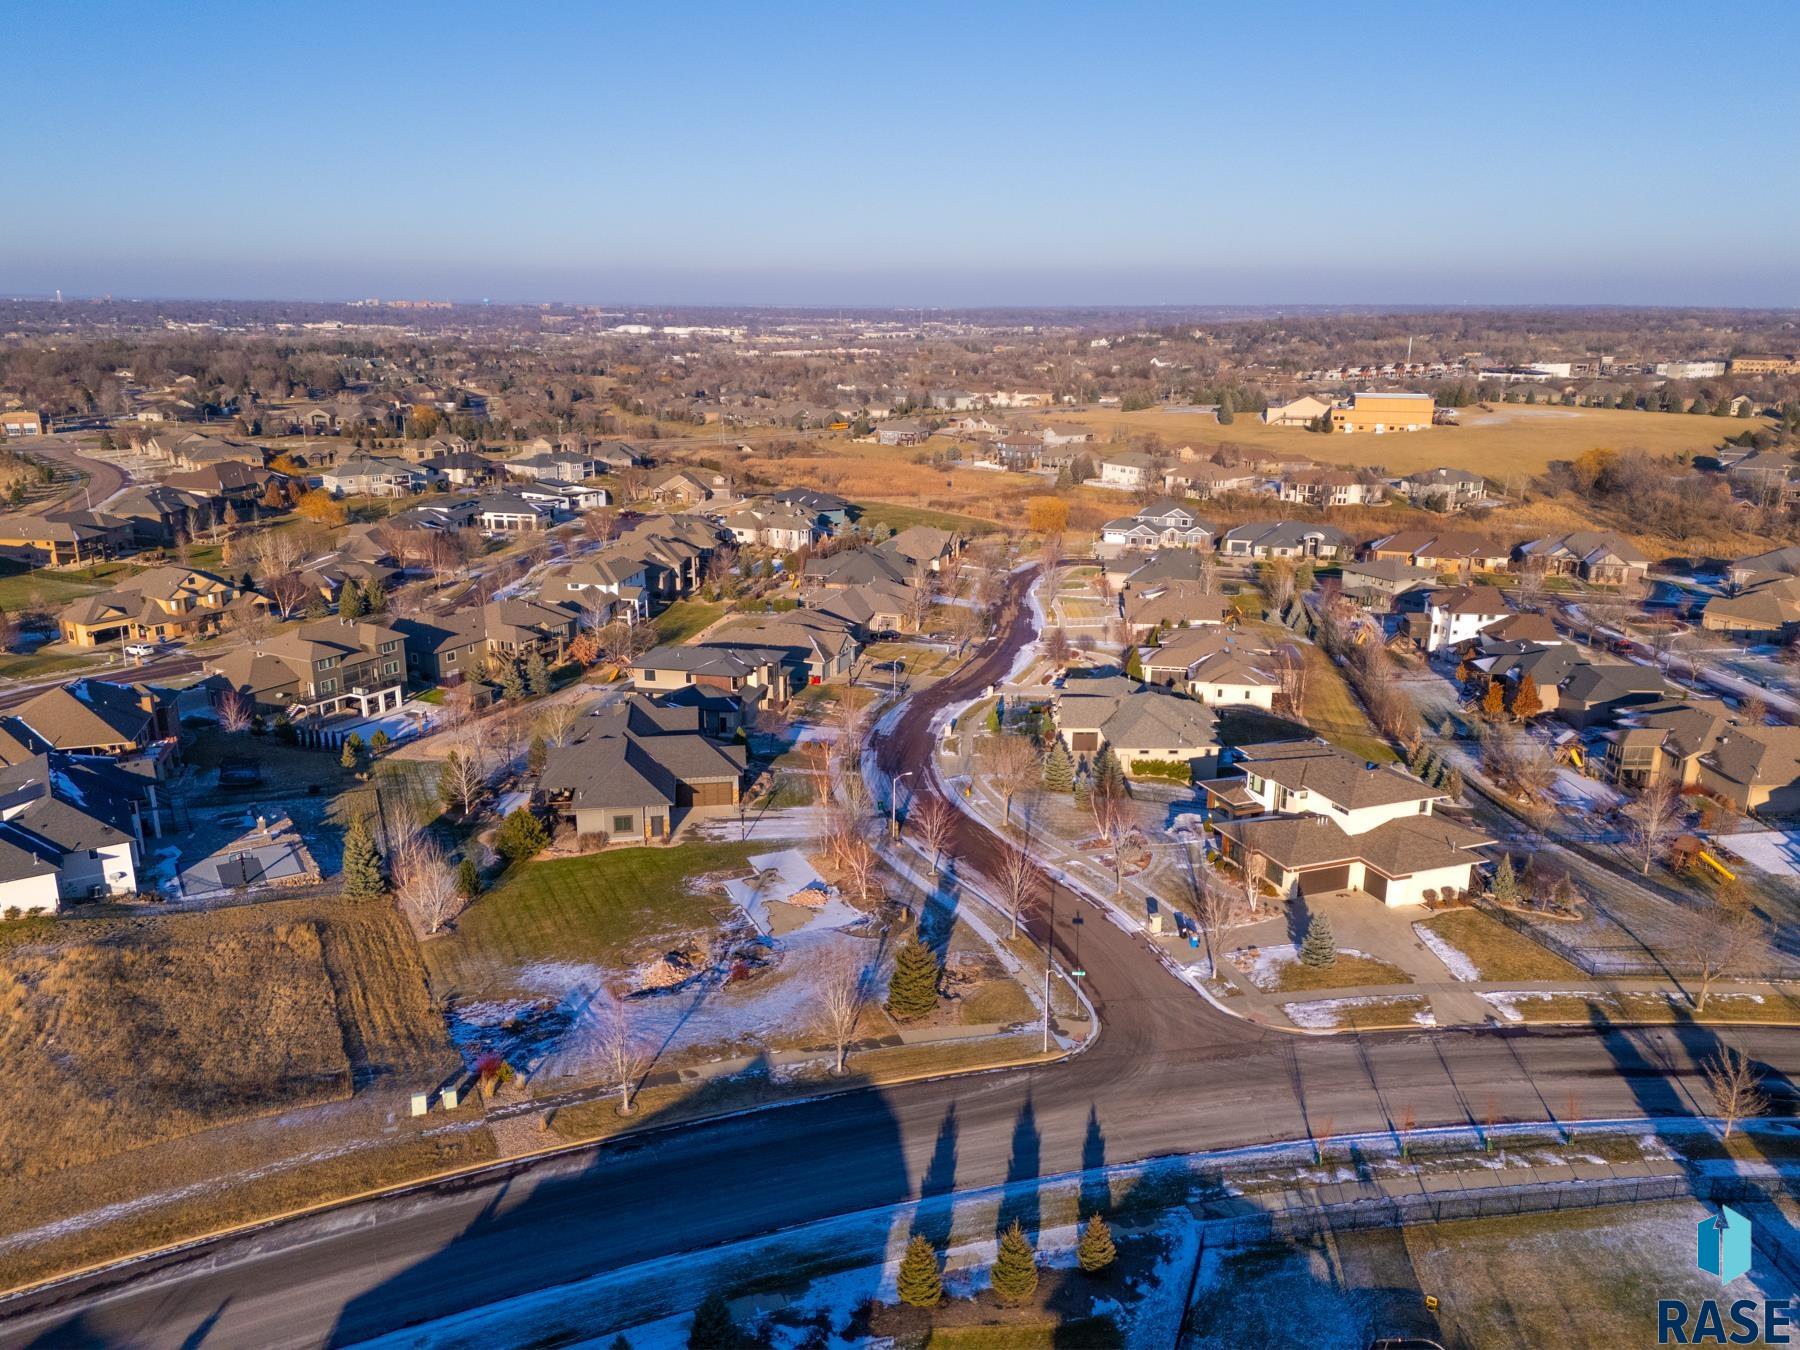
[0,898,452,1179]
[1050,404,1755,477]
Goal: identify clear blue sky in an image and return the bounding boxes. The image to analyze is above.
[6,0,1796,306]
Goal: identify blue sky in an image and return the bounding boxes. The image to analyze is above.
[5,1,1796,306]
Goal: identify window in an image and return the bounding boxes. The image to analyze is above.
[319,679,338,694]
[380,641,398,654]
[612,814,635,834]
[384,661,400,676]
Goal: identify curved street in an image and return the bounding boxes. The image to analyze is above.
[1,566,1794,1349]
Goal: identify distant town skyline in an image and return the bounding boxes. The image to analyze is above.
[6,0,1797,307]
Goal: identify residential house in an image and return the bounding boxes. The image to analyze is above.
[1395,466,1489,509]
[803,548,909,589]
[320,457,439,498]
[397,600,575,682]
[1697,725,1800,816]
[0,511,132,567]
[1603,699,1732,792]
[516,480,612,512]
[809,580,918,638]
[418,451,501,488]
[1141,630,1279,709]
[1276,468,1385,507]
[540,695,746,844]
[875,420,931,447]
[0,754,154,910]
[878,524,961,574]
[700,612,859,687]
[1122,579,1232,639]
[645,467,718,506]
[630,644,789,708]
[1725,545,1800,592]
[103,485,216,548]
[1338,557,1435,609]
[164,460,287,513]
[0,410,45,437]
[1162,462,1266,498]
[1726,452,1800,505]
[208,618,408,723]
[1552,661,1671,729]
[719,502,821,552]
[1326,392,1436,434]
[475,494,555,532]
[1053,674,1220,779]
[1097,452,1155,489]
[1703,573,1800,636]
[1515,531,1651,586]
[1100,499,1215,552]
[59,567,264,647]
[1209,741,1491,907]
[1218,521,1351,560]
[766,487,852,529]
[508,450,598,483]
[540,554,652,625]
[145,432,266,471]
[1396,587,1513,653]
[1363,530,1508,575]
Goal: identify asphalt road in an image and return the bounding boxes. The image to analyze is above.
[3,567,1797,1349]
[26,435,127,512]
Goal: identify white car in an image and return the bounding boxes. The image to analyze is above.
[125,643,158,659]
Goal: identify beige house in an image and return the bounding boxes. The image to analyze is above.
[1261,394,1332,427]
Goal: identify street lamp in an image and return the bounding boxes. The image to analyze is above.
[889,771,914,840]
[1042,881,1056,1053]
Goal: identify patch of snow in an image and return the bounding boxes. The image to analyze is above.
[1479,989,1597,1023]
[1282,995,1432,1030]
[1413,923,1479,981]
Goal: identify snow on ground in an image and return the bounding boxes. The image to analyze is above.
[1232,944,1377,993]
[1550,766,1624,811]
[1719,828,1800,878]
[1283,996,1436,1030]
[723,849,863,936]
[688,806,825,843]
[1412,923,1479,981]
[1480,990,1581,1023]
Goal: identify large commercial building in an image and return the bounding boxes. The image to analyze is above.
[1326,391,1435,434]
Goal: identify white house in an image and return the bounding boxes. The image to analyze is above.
[1096,452,1154,489]
[1400,586,1512,653]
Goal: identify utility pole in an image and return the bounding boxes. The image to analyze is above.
[1042,882,1056,1053]
[889,770,913,840]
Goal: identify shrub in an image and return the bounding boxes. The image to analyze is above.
[497,808,550,863]
[576,831,611,852]
[1129,758,1193,784]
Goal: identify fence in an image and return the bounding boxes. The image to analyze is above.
[1473,897,1800,983]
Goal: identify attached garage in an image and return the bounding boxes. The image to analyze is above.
[679,778,737,808]
[1070,732,1100,753]
[1299,864,1352,896]
[1365,871,1389,902]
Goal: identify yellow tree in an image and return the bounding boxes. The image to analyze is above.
[1027,496,1069,535]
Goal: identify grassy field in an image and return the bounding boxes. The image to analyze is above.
[0,559,137,612]
[855,499,1002,537]
[1418,908,1581,982]
[420,842,756,1000]
[1274,951,1413,993]
[1290,633,1397,764]
[1051,404,1754,477]
[652,599,726,644]
[0,898,450,1180]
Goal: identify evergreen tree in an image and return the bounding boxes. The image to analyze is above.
[342,818,385,899]
[886,931,941,1020]
[340,739,359,771]
[497,807,550,862]
[1216,390,1235,425]
[1092,745,1127,801]
[438,750,467,809]
[1123,645,1144,682]
[686,1291,738,1350]
[1491,853,1518,903]
[1444,767,1464,799]
[370,729,390,755]
[457,856,482,899]
[339,581,367,619]
[1042,739,1076,793]
[896,1234,944,1308]
[1294,561,1315,594]
[305,591,329,619]
[1409,742,1432,776]
[1512,673,1542,720]
[525,649,552,697]
[1299,912,1337,968]
[500,659,528,702]
[528,734,549,775]
[1077,1214,1118,1275]
[990,1220,1039,1303]
[363,578,388,614]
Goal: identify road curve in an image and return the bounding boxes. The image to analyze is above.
[2,566,1796,1349]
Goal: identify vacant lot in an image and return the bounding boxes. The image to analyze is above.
[420,842,755,1001]
[652,599,725,644]
[0,898,449,1178]
[0,559,137,613]
[1053,405,1752,477]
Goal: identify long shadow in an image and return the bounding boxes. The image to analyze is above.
[1079,1104,1107,1219]
[996,1093,1042,1240]
[911,1103,959,1248]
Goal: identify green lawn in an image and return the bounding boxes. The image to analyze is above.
[0,648,108,681]
[0,560,138,612]
[652,600,726,644]
[854,501,999,537]
[420,842,756,999]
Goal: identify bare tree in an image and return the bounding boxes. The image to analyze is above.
[536,702,582,747]
[438,740,488,816]
[591,989,650,1115]
[1622,779,1682,875]
[1703,1046,1769,1139]
[1258,557,1297,613]
[995,839,1045,938]
[265,570,312,620]
[582,506,617,545]
[912,794,959,869]
[837,826,880,906]
[1272,643,1309,718]
[1090,782,1133,897]
[819,953,872,1075]
[395,842,465,936]
[983,732,1043,829]
[1684,904,1762,1012]
[218,688,253,733]
[1240,850,1269,919]
[1181,841,1235,970]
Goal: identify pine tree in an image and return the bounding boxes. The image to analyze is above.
[1444,767,1464,799]
[1042,739,1075,793]
[1092,745,1127,801]
[886,932,940,1020]
[1123,645,1144,682]
[500,659,528,702]
[340,740,359,772]
[1491,853,1518,903]
[686,1291,737,1350]
[370,729,390,755]
[363,578,388,614]
[990,1220,1039,1303]
[896,1234,944,1308]
[1077,1214,1117,1274]
[339,581,367,619]
[1299,912,1337,968]
[438,750,466,809]
[457,856,482,898]
[528,734,549,775]
[497,807,550,862]
[1294,561,1315,595]
[1482,678,1506,719]
[1512,673,1542,721]
[1409,742,1431,776]
[525,650,552,697]
[342,818,385,899]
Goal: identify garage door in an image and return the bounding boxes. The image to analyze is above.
[681,779,737,808]
[1071,732,1100,753]
[1299,864,1352,896]
[1365,871,1388,902]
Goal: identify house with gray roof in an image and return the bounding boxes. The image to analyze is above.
[1054,675,1220,779]
[0,753,155,912]
[1218,521,1351,560]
